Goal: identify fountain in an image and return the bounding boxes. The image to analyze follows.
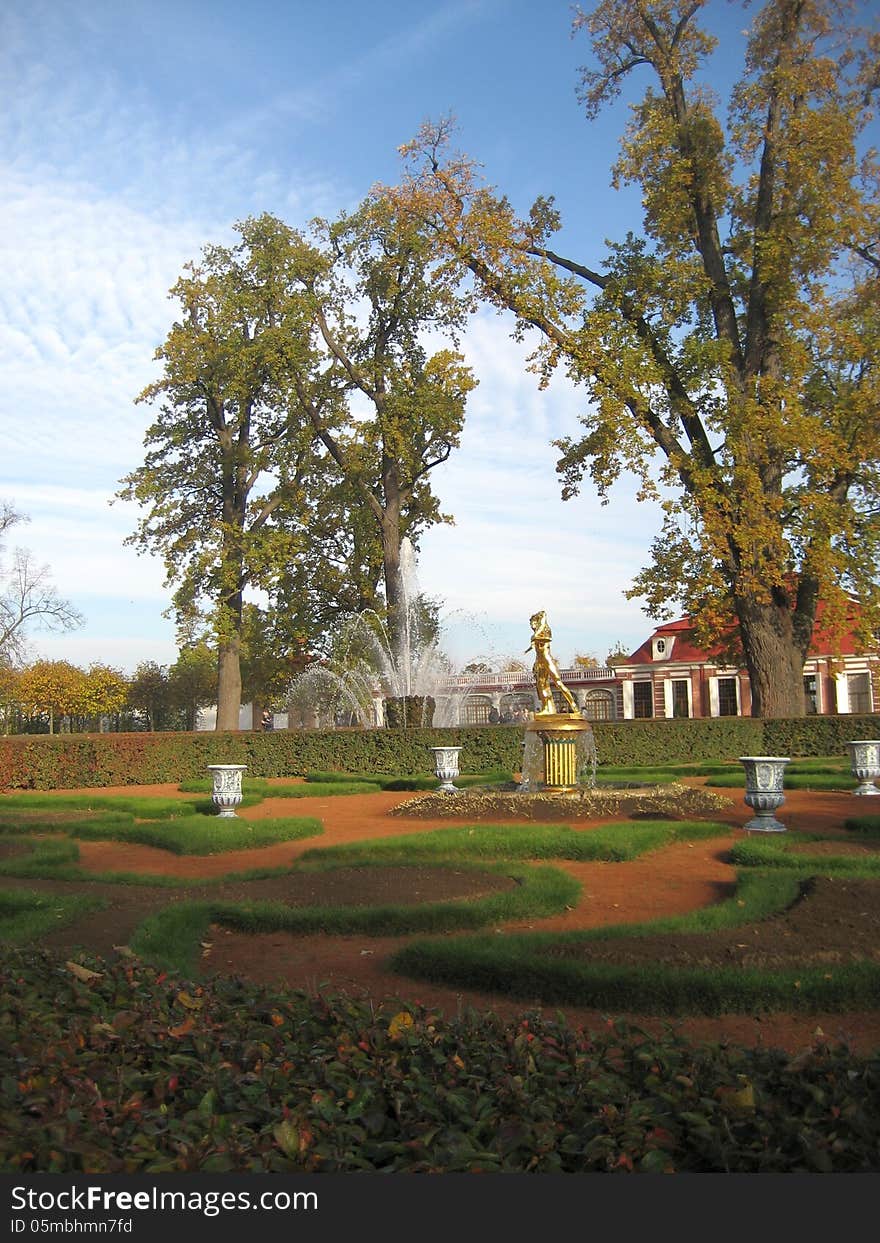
[391,609,729,822]
[287,539,490,729]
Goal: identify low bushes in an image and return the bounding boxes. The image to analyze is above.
[4,715,878,791]
[3,949,879,1173]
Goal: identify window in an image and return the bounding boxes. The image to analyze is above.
[848,673,872,715]
[633,682,653,719]
[717,677,738,717]
[672,679,690,718]
[582,689,615,721]
[465,701,490,725]
[803,675,818,715]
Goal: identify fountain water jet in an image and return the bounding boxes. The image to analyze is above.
[287,539,491,729]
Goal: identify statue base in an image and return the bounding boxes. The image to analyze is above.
[525,713,593,791]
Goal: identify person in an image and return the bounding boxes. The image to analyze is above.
[488,706,500,724]
[261,709,274,732]
[527,609,579,715]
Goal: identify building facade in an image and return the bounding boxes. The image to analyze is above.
[441,614,880,723]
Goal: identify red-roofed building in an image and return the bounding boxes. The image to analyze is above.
[444,611,879,722]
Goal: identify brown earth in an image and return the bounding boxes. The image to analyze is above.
[4,779,880,1054]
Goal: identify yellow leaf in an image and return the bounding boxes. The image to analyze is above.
[718,1081,755,1112]
[274,1120,310,1159]
[90,1023,119,1040]
[66,961,102,983]
[176,990,202,1010]
[388,1011,414,1040]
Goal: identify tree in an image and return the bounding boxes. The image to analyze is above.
[168,642,216,731]
[18,659,85,734]
[80,664,128,731]
[394,0,880,717]
[119,216,318,731]
[572,652,600,668]
[0,663,21,734]
[128,661,173,731]
[606,642,631,666]
[284,194,477,664]
[0,503,83,664]
[240,603,304,725]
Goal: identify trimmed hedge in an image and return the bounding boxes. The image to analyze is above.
[1,713,878,790]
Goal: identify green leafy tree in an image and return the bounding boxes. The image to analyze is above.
[284,193,477,663]
[168,643,216,731]
[239,603,304,725]
[119,215,317,731]
[127,661,175,731]
[394,0,880,717]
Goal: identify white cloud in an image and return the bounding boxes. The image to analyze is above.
[415,314,663,665]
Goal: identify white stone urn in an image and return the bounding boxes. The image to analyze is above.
[845,740,880,796]
[739,756,791,832]
[429,746,462,794]
[207,763,247,818]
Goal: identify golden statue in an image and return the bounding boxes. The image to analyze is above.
[527,609,579,716]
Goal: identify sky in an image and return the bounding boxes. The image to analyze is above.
[0,0,758,674]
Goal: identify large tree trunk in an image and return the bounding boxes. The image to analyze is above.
[380,467,407,688]
[734,592,812,719]
[216,637,242,731]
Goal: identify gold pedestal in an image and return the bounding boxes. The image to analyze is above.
[525,713,593,791]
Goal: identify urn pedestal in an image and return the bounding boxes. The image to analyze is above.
[845,740,880,796]
[207,764,247,818]
[525,714,594,791]
[429,746,462,794]
[739,756,790,832]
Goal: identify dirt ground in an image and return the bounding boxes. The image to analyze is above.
[6,778,880,1054]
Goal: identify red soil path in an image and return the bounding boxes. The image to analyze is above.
[25,779,880,1053]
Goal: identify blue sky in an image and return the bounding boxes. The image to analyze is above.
[1,0,757,673]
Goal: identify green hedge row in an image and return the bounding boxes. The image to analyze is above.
[1,714,878,790]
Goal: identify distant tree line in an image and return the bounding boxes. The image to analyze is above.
[0,647,218,735]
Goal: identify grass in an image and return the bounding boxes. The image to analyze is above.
[3,766,878,1024]
[390,868,880,1015]
[298,819,730,866]
[66,814,323,856]
[0,809,134,835]
[847,814,880,834]
[129,863,582,975]
[0,889,105,942]
[0,792,201,819]
[0,794,324,858]
[730,827,880,875]
[0,837,83,877]
[0,835,326,887]
[691,756,858,792]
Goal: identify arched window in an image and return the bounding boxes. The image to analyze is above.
[582,689,615,721]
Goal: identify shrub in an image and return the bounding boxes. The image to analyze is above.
[3,950,879,1173]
